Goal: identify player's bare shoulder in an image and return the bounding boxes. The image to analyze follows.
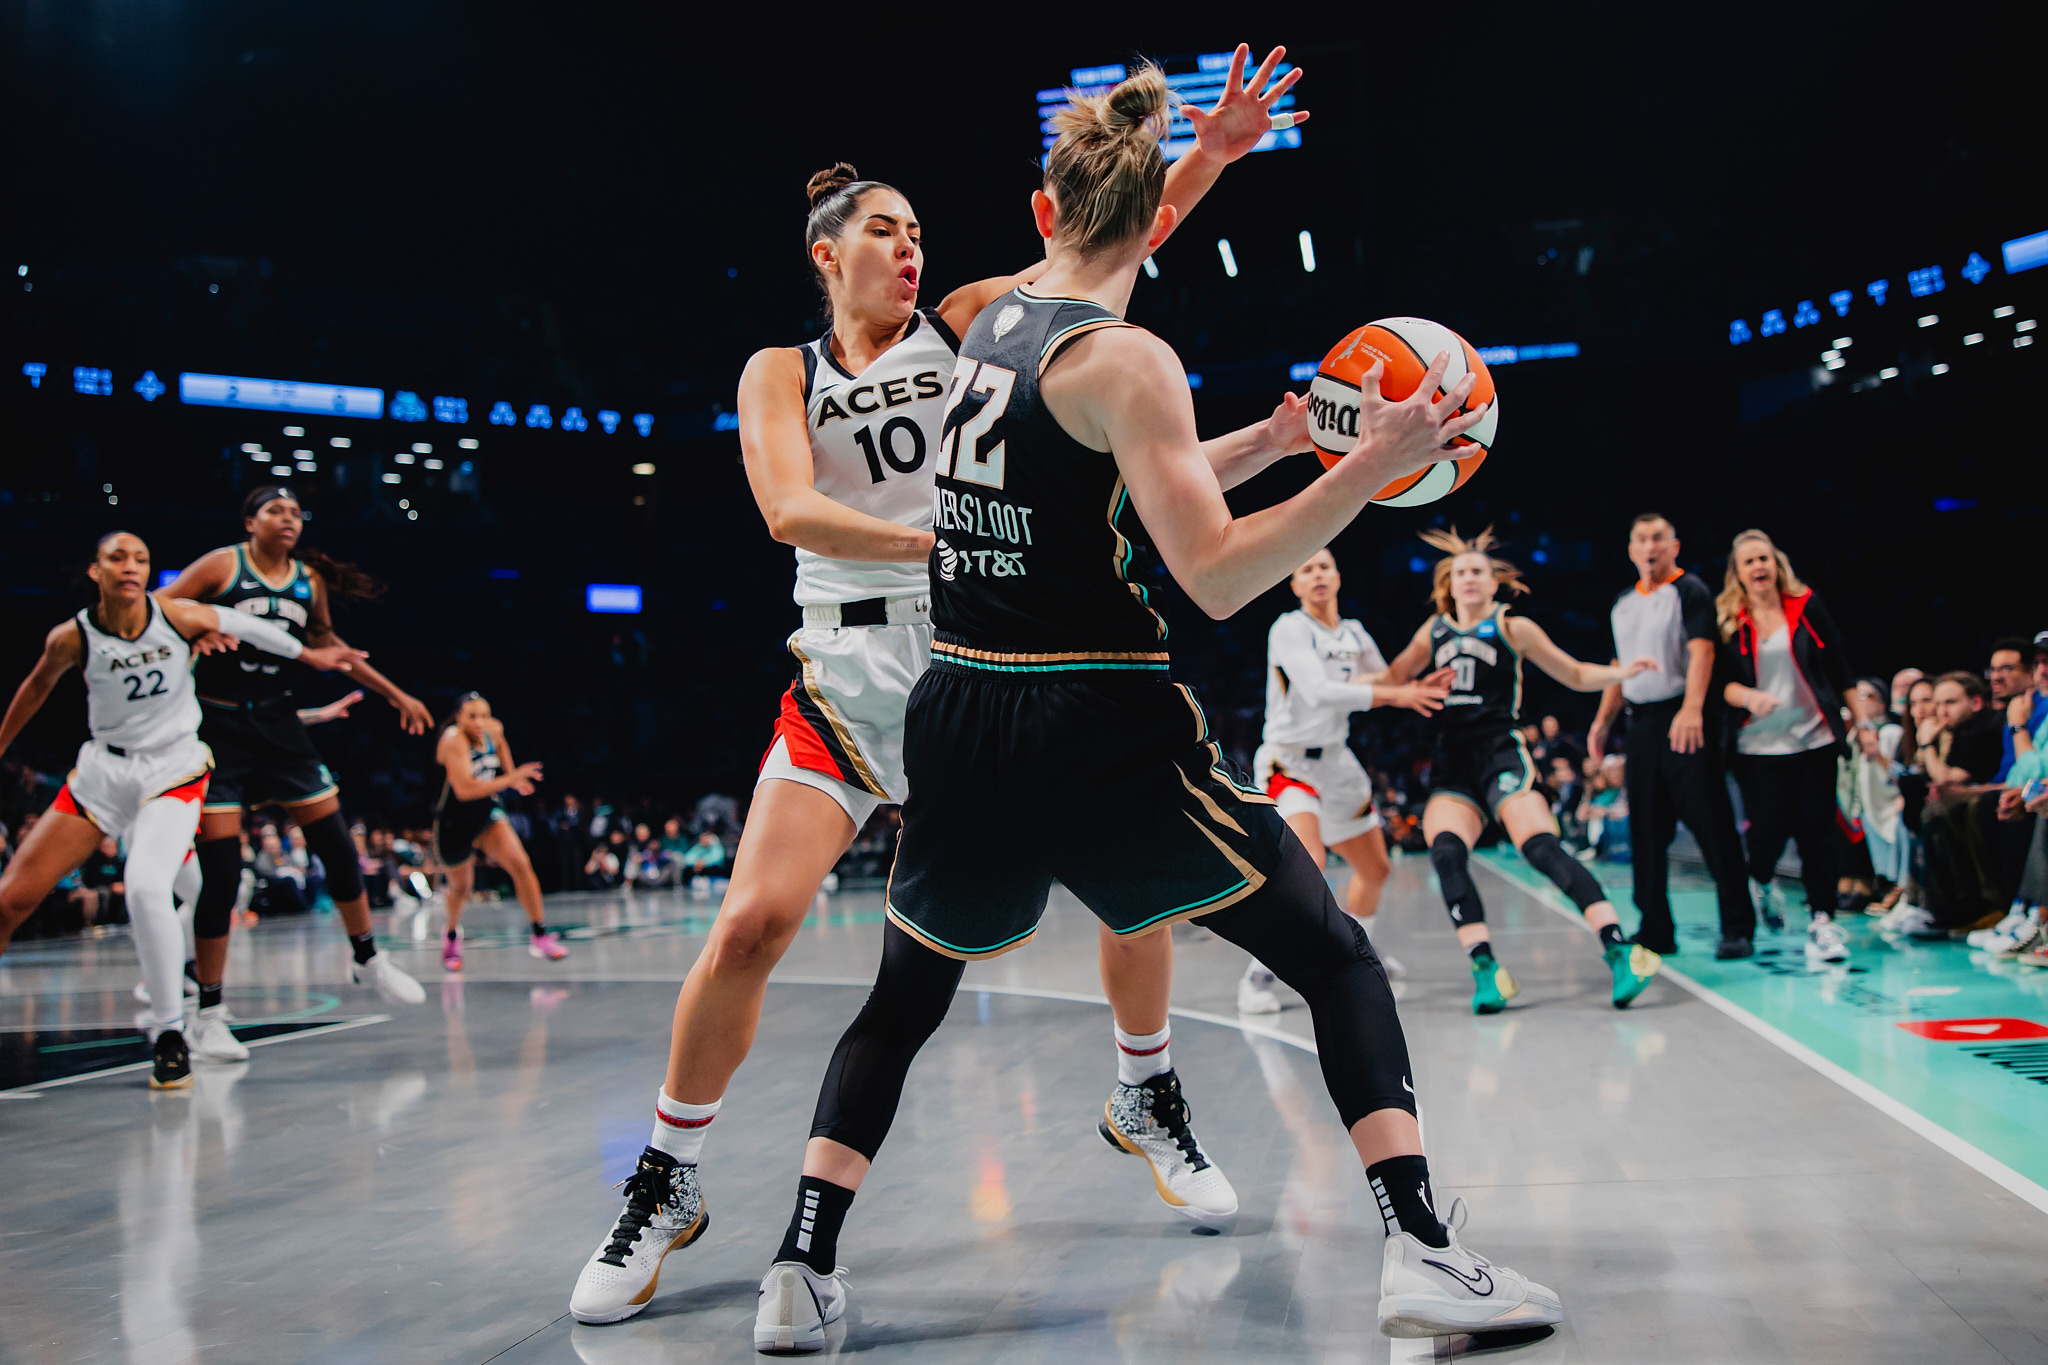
[42,617,84,668]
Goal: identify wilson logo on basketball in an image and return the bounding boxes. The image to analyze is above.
[1308,391,1359,442]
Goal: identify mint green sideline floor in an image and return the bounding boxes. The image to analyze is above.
[1482,850,2048,1200]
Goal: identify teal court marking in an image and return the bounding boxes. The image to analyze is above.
[1478,851,2048,1214]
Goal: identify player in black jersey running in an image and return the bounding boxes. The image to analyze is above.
[1378,527,1662,1014]
[161,485,431,1017]
[749,64,1562,1352]
[431,692,566,970]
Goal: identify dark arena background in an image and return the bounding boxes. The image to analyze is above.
[5,5,2048,1364]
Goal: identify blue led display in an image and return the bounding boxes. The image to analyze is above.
[632,413,654,437]
[586,583,643,614]
[1760,309,1787,337]
[1041,53,1300,163]
[1906,265,1945,297]
[1867,279,1889,306]
[133,370,165,401]
[561,407,588,432]
[181,372,385,418]
[1729,320,1753,345]
[1187,373,1203,389]
[389,390,428,422]
[21,362,46,388]
[712,411,739,432]
[598,409,621,434]
[1962,252,1991,285]
[434,395,469,423]
[2004,229,2048,275]
[74,366,113,396]
[525,404,553,430]
[157,570,178,588]
[489,401,517,426]
[1792,300,1820,328]
[1289,361,1320,380]
[488,569,519,580]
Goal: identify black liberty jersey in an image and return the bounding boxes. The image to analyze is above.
[192,545,315,705]
[927,289,1169,674]
[1429,604,1523,738]
[435,731,503,815]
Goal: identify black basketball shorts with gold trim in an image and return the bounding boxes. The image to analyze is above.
[1427,725,1539,822]
[885,662,1287,959]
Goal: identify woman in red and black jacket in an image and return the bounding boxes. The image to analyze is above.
[1715,530,1856,962]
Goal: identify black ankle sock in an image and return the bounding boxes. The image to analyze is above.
[776,1176,856,1275]
[1467,942,1495,965]
[1367,1155,1449,1248]
[349,931,378,965]
[530,922,548,937]
[447,928,460,942]
[1598,923,1625,949]
[198,981,223,1010]
[183,959,200,984]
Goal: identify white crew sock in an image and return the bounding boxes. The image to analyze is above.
[1114,1025,1171,1086]
[649,1089,720,1164]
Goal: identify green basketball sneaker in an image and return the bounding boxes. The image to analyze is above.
[1606,942,1661,1009]
[1470,956,1518,1015]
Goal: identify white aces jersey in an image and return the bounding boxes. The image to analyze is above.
[792,308,959,606]
[1262,609,1388,747]
[76,598,201,751]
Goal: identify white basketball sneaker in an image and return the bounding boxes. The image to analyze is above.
[1969,906,2029,949]
[570,1148,709,1324]
[1099,1070,1239,1222]
[351,951,425,1005]
[188,1004,249,1063]
[753,1260,848,1354]
[1236,964,1282,1015]
[1806,915,1850,963]
[1986,913,2045,958]
[1377,1202,1564,1338]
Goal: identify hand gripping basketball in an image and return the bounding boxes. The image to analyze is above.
[1341,351,1486,492]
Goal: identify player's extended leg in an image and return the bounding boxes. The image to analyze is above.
[1094,921,1238,1221]
[1240,809,1328,1015]
[284,793,424,1005]
[127,792,240,1072]
[570,778,858,1326]
[190,809,244,1022]
[441,858,474,971]
[1422,797,1513,1014]
[1330,825,1399,975]
[1498,791,1659,1008]
[476,821,566,960]
[0,807,103,956]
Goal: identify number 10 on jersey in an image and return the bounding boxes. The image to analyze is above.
[936,358,1016,489]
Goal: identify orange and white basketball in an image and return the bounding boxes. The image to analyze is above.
[1306,317,1498,507]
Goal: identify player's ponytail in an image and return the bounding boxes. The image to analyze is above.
[1044,63,1173,257]
[804,162,901,324]
[1419,526,1528,617]
[296,546,384,602]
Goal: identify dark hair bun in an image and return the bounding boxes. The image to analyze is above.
[806,162,860,209]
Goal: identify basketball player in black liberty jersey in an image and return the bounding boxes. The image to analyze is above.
[1378,527,1662,1014]
[161,485,432,1016]
[750,63,1564,1352]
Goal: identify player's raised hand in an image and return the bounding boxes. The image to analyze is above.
[188,630,239,658]
[393,692,434,735]
[1185,44,1308,163]
[1343,352,1486,484]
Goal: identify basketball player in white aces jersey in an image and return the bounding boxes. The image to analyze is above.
[0,532,362,1086]
[572,44,1314,1327]
[1239,549,1451,1010]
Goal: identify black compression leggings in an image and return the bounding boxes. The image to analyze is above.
[810,836,1417,1159]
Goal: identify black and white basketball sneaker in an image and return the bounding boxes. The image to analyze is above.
[754,1260,849,1354]
[1098,1070,1238,1221]
[1377,1200,1563,1338]
[149,1028,194,1090]
[569,1148,709,1324]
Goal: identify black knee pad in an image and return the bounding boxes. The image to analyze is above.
[1429,832,1484,927]
[1521,832,1608,912]
[192,837,242,940]
[296,810,365,903]
[811,923,965,1159]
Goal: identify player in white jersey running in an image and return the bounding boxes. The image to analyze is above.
[1238,549,1451,1012]
[0,532,362,1086]
[572,45,1309,1329]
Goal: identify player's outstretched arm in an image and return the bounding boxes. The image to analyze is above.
[0,623,82,756]
[1062,330,1479,620]
[160,596,363,673]
[1509,616,1657,693]
[1202,391,1313,491]
[740,347,936,563]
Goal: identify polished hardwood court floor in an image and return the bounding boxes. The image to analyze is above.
[2,855,2045,1363]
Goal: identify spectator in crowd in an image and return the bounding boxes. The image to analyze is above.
[627,823,676,888]
[660,815,690,860]
[1549,755,1587,848]
[77,836,127,926]
[1578,755,1631,862]
[286,824,326,908]
[1538,715,1585,774]
[679,831,727,884]
[1845,678,1908,900]
[584,826,628,889]
[1874,676,1939,928]
[254,827,310,917]
[1592,512,1758,957]
[1890,668,1925,715]
[1984,638,2047,910]
[1717,529,1856,961]
[354,822,394,909]
[554,794,590,891]
[1905,672,2006,936]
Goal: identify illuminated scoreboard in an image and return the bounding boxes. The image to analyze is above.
[1037,54,1302,163]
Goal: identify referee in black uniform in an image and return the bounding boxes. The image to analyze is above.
[1589,514,1758,958]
